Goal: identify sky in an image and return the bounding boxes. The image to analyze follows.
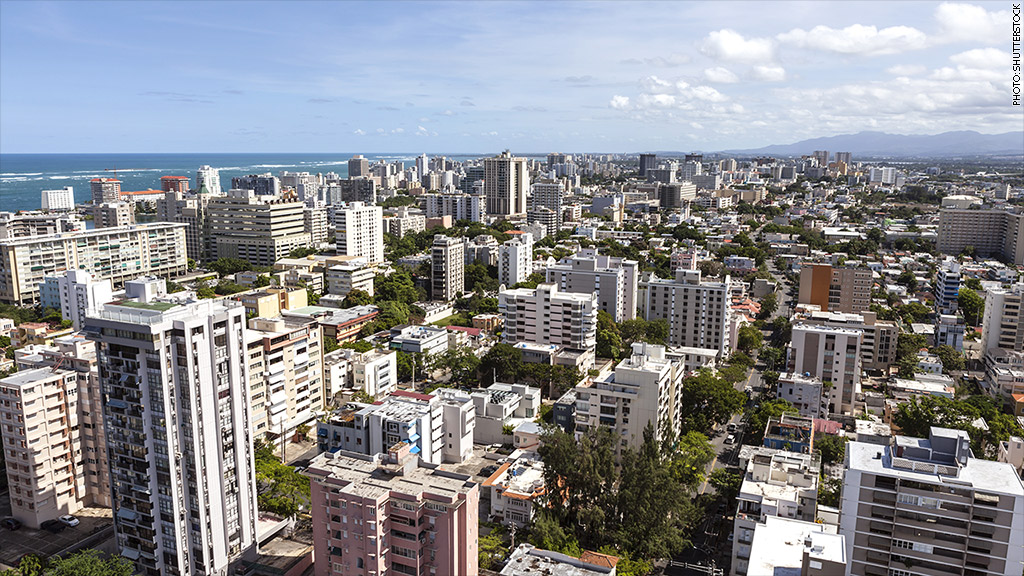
[0,1,1019,153]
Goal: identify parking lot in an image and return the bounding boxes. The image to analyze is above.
[0,501,114,569]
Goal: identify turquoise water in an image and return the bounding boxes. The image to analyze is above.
[0,153,493,212]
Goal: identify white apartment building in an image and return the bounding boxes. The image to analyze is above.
[41,186,75,211]
[196,165,222,195]
[787,323,863,414]
[796,309,897,372]
[432,234,465,302]
[983,348,1024,399]
[246,316,324,453]
[744,516,847,576]
[389,324,449,356]
[643,269,732,357]
[385,206,425,238]
[0,369,85,528]
[434,388,476,463]
[934,258,961,315]
[498,232,533,287]
[335,202,384,264]
[207,189,311,266]
[572,342,684,450]
[0,210,84,240]
[731,449,820,576]
[0,222,188,305]
[351,348,397,399]
[982,283,1024,353]
[841,428,1024,576]
[485,150,529,218]
[546,248,639,323]
[326,261,375,298]
[424,193,486,222]
[85,296,258,576]
[531,179,564,226]
[303,205,329,245]
[776,372,827,419]
[500,283,598,355]
[39,270,114,331]
[935,313,966,351]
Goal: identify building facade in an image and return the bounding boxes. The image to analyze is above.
[500,283,597,354]
[937,208,1024,265]
[787,323,863,414]
[546,248,639,323]
[207,189,310,266]
[432,234,465,302]
[798,264,873,314]
[335,202,384,264]
[485,150,529,218]
[643,270,732,357]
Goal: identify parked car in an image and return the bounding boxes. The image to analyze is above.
[479,465,499,477]
[1,518,21,530]
[58,514,79,527]
[726,423,737,433]
[724,434,737,445]
[40,519,66,533]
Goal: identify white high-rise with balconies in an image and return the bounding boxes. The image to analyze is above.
[432,234,465,302]
[41,186,75,211]
[38,270,114,331]
[485,150,529,218]
[546,248,639,323]
[86,295,258,576]
[499,283,597,354]
[498,232,533,286]
[196,165,222,195]
[335,202,384,264]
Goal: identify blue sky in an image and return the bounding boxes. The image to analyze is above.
[0,1,1017,153]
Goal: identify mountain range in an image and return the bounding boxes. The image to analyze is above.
[714,130,1023,158]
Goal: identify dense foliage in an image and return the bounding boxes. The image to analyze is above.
[893,395,1017,459]
[253,440,311,517]
[1,550,133,576]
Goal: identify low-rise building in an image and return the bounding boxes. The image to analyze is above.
[744,516,846,576]
[326,261,375,298]
[776,372,827,419]
[500,544,619,576]
[763,414,814,453]
[389,324,449,356]
[483,451,545,527]
[351,348,397,399]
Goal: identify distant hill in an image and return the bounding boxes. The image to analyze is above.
[715,130,1024,158]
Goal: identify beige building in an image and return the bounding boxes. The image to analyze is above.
[208,188,310,266]
[643,269,733,357]
[485,150,529,217]
[788,323,863,414]
[246,316,325,452]
[798,264,872,314]
[303,205,329,245]
[157,187,215,261]
[937,208,1024,265]
[326,261,375,298]
[796,309,897,372]
[0,222,188,305]
[0,369,84,528]
[432,234,465,302]
[91,202,135,229]
[237,286,308,318]
[841,428,1024,576]
[982,283,1024,353]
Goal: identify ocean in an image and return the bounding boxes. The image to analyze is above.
[0,153,492,212]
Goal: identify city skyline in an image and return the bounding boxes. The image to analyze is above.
[0,1,1016,153]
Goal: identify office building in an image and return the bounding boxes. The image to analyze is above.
[731,449,820,576]
[385,206,426,238]
[156,187,215,261]
[335,202,384,264]
[207,189,310,266]
[658,182,697,210]
[638,153,657,178]
[937,208,1024,265]
[545,248,639,323]
[787,323,863,414]
[306,444,479,576]
[246,316,324,453]
[90,178,121,204]
[0,211,84,240]
[500,283,597,354]
[432,234,465,302]
[0,369,86,528]
[41,186,75,211]
[86,296,258,576]
[326,261,375,298]
[485,150,529,217]
[38,270,114,330]
[424,193,486,222]
[935,258,961,315]
[232,173,281,196]
[982,283,1024,352]
[840,428,1024,576]
[498,232,533,287]
[573,343,684,449]
[0,222,188,305]
[643,269,732,357]
[196,165,222,195]
[92,202,135,229]
[348,155,369,178]
[798,264,873,314]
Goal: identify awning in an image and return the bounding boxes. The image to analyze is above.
[409,445,421,454]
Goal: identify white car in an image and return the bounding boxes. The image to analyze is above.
[724,434,737,445]
[58,514,79,527]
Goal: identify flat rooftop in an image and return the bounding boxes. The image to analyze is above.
[747,516,845,576]
[306,450,476,503]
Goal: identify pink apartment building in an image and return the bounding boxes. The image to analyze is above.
[306,442,479,576]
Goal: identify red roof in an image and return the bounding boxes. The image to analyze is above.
[447,325,482,337]
[391,390,434,402]
[160,175,189,180]
[813,419,843,435]
[90,178,120,182]
[121,189,163,196]
[580,551,620,569]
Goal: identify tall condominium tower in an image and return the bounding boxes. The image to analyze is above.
[348,155,369,178]
[86,296,258,576]
[639,153,657,178]
[498,232,533,287]
[41,186,75,211]
[643,269,732,357]
[531,179,565,227]
[231,173,281,196]
[160,176,190,194]
[797,264,872,314]
[484,150,528,218]
[432,234,465,301]
[335,202,384,264]
[196,165,222,195]
[90,178,121,204]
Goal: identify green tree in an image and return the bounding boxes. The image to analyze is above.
[668,431,716,491]
[41,550,134,576]
[596,310,623,359]
[480,343,523,384]
[930,345,966,373]
[252,440,310,517]
[433,347,482,382]
[208,257,254,277]
[815,434,847,465]
[896,333,929,378]
[737,324,764,354]
[253,274,272,288]
[342,340,373,353]
[323,336,341,354]
[341,289,373,308]
[374,269,421,305]
[195,279,216,299]
[708,468,743,503]
[958,287,984,326]
[896,269,918,292]
[676,370,746,434]
[893,395,1016,458]
[964,277,982,291]
[756,292,778,320]
[817,476,843,508]
[746,399,798,445]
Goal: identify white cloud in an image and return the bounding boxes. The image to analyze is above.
[750,65,786,82]
[701,29,774,63]
[640,76,674,94]
[777,24,926,55]
[949,47,1006,69]
[703,67,739,84]
[637,94,676,108]
[417,125,428,132]
[690,86,727,102]
[886,65,926,76]
[610,95,630,110]
[352,129,366,136]
[934,2,1008,44]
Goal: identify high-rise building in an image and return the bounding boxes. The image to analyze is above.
[232,173,281,196]
[41,186,75,211]
[545,248,639,323]
[196,165,222,195]
[329,178,377,205]
[498,232,533,287]
[935,258,961,315]
[303,205,328,245]
[157,188,215,261]
[834,151,852,165]
[812,150,829,167]
[0,211,84,239]
[935,313,966,351]
[385,206,426,238]
[840,427,1024,576]
[92,202,135,229]
[348,155,369,178]
[159,175,190,193]
[797,264,873,314]
[643,270,732,357]
[787,323,863,414]
[547,153,567,167]
[432,234,465,301]
[499,283,597,353]
[416,153,429,177]
[461,166,485,194]
[937,208,1024,265]
[527,206,559,237]
[90,178,121,204]
[531,179,565,225]
[306,444,479,576]
[336,202,384,264]
[659,182,697,210]
[280,171,318,201]
[208,189,310,266]
[326,261,375,298]
[982,283,1024,352]
[425,193,486,222]
[795,310,897,372]
[86,296,258,576]
[484,150,529,218]
[0,222,188,305]
[38,270,114,330]
[639,153,657,178]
